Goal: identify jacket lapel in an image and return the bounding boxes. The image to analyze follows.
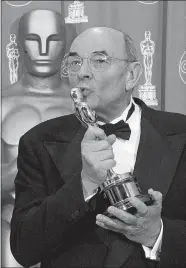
[133,114,186,200]
[44,124,86,184]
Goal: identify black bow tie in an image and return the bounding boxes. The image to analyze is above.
[99,103,134,140]
[99,120,131,140]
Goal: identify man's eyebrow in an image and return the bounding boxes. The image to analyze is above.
[92,50,109,56]
[68,50,109,57]
[68,51,79,56]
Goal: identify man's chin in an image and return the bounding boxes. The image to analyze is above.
[85,97,98,111]
[82,97,104,120]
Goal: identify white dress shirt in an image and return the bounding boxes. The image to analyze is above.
[86,97,162,260]
[108,97,141,175]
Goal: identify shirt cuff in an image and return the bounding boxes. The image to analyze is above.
[142,219,163,261]
[85,188,99,202]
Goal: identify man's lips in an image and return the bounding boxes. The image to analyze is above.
[78,86,90,90]
[78,87,91,97]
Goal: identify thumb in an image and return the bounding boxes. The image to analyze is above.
[148,188,162,207]
[84,126,106,141]
[107,134,116,146]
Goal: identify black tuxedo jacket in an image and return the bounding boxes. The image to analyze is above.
[10,98,186,268]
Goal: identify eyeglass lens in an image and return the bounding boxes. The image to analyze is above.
[67,53,111,72]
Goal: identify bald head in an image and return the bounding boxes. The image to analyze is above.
[70,27,138,62]
[71,27,126,58]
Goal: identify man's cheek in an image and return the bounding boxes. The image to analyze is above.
[69,76,78,88]
[100,80,113,94]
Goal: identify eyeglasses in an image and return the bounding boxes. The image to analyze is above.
[61,52,132,76]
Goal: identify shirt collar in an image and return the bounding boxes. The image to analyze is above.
[98,96,137,125]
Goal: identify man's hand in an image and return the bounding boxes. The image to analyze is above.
[81,126,116,195]
[96,189,162,247]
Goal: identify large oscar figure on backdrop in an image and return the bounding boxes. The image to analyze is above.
[2,9,73,267]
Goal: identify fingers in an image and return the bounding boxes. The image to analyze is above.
[148,188,162,206]
[96,214,125,231]
[84,127,116,144]
[128,189,162,216]
[84,126,107,141]
[98,149,114,161]
[102,159,116,170]
[96,212,134,235]
[128,197,148,217]
[107,134,116,146]
[92,141,113,152]
[107,206,137,225]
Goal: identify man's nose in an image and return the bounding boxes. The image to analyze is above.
[77,59,93,80]
[39,38,48,56]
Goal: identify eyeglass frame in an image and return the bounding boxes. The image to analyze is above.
[61,51,137,77]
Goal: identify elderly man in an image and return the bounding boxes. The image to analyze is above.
[10,27,186,268]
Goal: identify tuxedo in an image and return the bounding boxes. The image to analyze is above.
[10,98,186,268]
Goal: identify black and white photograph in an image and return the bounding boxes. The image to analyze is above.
[1,1,186,267]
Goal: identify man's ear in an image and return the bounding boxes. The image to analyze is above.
[125,62,143,91]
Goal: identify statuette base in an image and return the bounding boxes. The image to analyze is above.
[65,16,88,24]
[139,85,158,106]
